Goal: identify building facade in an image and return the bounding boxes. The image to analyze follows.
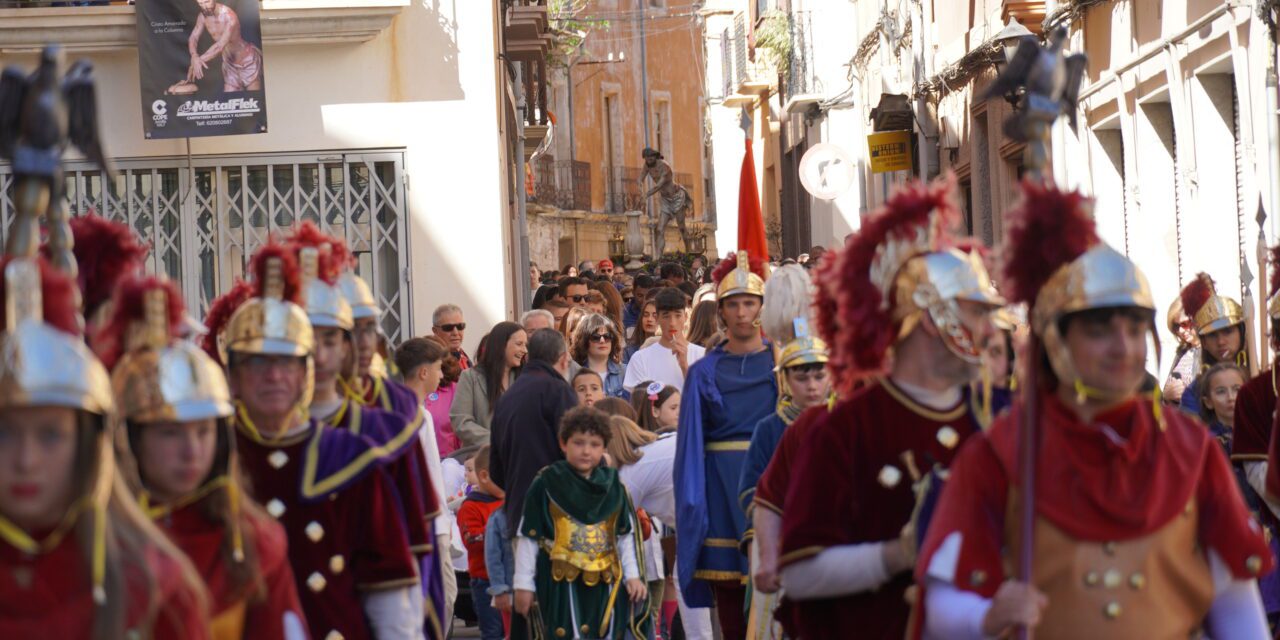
[526,0,717,271]
[0,0,542,357]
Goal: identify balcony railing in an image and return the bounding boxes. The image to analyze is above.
[531,157,590,211]
[784,11,816,103]
[605,166,646,214]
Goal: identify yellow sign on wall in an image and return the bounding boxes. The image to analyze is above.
[867,130,913,174]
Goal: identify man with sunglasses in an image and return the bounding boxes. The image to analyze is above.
[558,276,590,309]
[432,303,471,370]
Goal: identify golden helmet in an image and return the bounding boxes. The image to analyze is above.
[109,281,232,424]
[223,246,315,363]
[1179,273,1243,336]
[0,257,113,415]
[889,247,1005,362]
[777,318,828,370]
[1033,244,1156,385]
[299,247,354,331]
[714,251,766,300]
[338,271,379,320]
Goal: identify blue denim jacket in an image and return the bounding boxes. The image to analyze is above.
[484,509,515,596]
[604,360,629,400]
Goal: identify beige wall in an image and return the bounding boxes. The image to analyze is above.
[5,1,513,357]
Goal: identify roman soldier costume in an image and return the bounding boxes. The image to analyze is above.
[915,181,1272,639]
[107,275,307,640]
[1178,273,1250,414]
[736,264,829,640]
[777,176,1002,640]
[674,250,777,626]
[209,243,422,640]
[337,269,420,419]
[287,225,447,637]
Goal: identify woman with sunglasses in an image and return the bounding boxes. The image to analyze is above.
[572,313,629,400]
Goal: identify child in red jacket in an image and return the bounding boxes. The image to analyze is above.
[457,446,507,639]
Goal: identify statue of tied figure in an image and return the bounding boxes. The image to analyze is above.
[639,147,692,258]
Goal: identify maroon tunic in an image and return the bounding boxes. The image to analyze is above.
[779,379,979,640]
[0,527,208,639]
[236,419,419,640]
[1233,367,1275,461]
[155,497,306,640]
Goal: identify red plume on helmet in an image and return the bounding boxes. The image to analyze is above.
[0,256,82,337]
[710,251,767,287]
[1179,273,1216,321]
[94,275,185,371]
[284,222,353,285]
[999,180,1099,306]
[248,242,302,303]
[201,279,253,364]
[40,214,149,322]
[812,175,960,393]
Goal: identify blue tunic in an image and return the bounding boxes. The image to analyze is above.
[674,344,777,607]
[737,412,789,518]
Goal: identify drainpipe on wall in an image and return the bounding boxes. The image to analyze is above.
[515,63,532,313]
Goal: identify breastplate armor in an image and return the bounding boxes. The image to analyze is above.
[544,501,620,586]
[1004,496,1215,639]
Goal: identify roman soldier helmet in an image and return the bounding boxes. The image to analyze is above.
[102,275,244,560]
[1179,273,1244,337]
[219,243,315,410]
[813,174,1003,392]
[712,250,767,301]
[338,271,379,320]
[1001,180,1155,398]
[0,255,115,603]
[285,222,355,331]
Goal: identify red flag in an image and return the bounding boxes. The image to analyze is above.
[737,138,769,261]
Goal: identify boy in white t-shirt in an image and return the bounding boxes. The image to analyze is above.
[624,287,705,391]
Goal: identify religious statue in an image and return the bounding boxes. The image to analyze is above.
[640,147,692,258]
[170,0,264,95]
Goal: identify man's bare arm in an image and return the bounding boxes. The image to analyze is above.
[199,12,239,63]
[188,14,206,57]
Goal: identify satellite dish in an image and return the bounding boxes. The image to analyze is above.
[799,143,856,201]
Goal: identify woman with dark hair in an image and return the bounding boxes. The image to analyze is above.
[624,298,659,364]
[571,313,628,399]
[452,322,528,446]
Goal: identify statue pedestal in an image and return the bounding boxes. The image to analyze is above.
[624,210,645,271]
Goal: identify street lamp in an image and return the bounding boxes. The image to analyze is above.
[992,18,1035,109]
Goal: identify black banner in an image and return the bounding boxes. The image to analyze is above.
[136,0,268,139]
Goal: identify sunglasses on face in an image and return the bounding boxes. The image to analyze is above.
[569,295,587,303]
[589,333,611,343]
[436,323,466,332]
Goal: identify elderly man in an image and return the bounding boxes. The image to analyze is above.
[432,303,470,370]
[521,309,555,333]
